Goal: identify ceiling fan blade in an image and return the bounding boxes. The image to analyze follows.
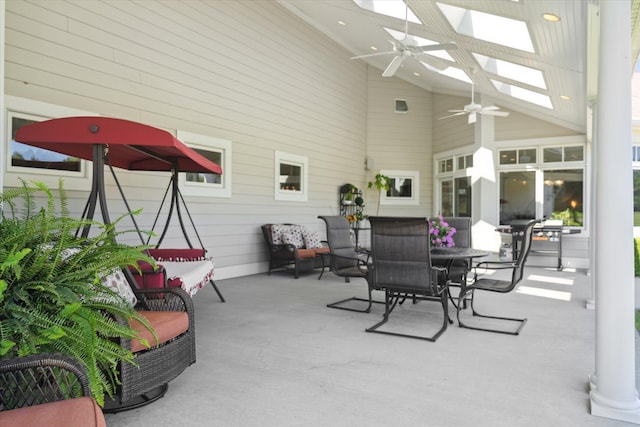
[468,112,477,124]
[382,55,405,77]
[351,51,395,60]
[418,42,458,53]
[447,109,466,113]
[438,112,467,120]
[480,105,500,111]
[481,110,510,117]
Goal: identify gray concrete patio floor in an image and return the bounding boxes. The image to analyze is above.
[105,266,638,426]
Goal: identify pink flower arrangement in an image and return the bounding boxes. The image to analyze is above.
[430,215,456,247]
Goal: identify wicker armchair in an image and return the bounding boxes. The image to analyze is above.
[103,271,196,412]
[0,353,106,426]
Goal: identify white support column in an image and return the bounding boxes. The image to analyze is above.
[471,97,501,252]
[590,0,640,423]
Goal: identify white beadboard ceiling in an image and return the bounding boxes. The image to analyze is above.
[279,0,640,133]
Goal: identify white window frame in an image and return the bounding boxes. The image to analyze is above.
[435,150,475,215]
[496,139,586,229]
[4,96,94,190]
[275,151,308,202]
[177,130,232,198]
[380,170,419,205]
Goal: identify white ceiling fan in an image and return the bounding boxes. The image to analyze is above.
[439,79,510,124]
[351,0,457,77]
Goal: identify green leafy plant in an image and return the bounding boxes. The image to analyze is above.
[367,173,391,216]
[0,180,157,406]
[634,238,640,277]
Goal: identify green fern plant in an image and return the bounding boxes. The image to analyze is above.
[0,180,157,406]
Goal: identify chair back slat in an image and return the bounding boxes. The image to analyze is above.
[369,217,440,294]
[511,219,543,285]
[319,216,358,270]
[442,216,472,248]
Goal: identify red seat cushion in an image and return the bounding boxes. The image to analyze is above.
[129,311,189,353]
[0,397,105,427]
[297,248,317,259]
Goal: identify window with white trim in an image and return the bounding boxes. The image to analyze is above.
[498,144,585,226]
[4,96,93,190]
[177,130,231,198]
[275,151,308,202]
[436,152,473,217]
[380,170,419,205]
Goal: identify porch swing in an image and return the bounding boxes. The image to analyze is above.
[15,116,225,302]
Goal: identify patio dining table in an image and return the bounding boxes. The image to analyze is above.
[431,247,490,308]
[430,246,490,275]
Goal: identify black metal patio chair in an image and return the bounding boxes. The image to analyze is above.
[365,216,450,341]
[318,215,380,312]
[456,218,542,335]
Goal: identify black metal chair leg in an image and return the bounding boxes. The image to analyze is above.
[457,289,527,335]
[327,287,383,313]
[209,279,226,303]
[366,291,448,341]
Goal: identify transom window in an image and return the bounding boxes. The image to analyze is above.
[499,148,537,165]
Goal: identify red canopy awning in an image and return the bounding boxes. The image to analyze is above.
[15,116,222,174]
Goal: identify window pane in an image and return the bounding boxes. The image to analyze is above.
[543,147,562,163]
[465,154,473,168]
[186,148,222,184]
[441,180,453,216]
[457,156,465,170]
[564,146,584,162]
[11,117,81,172]
[499,171,535,224]
[386,178,412,198]
[279,163,301,192]
[519,149,536,164]
[445,158,453,172]
[543,169,583,226]
[454,176,471,217]
[499,150,517,165]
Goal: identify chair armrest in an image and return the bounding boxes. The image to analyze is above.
[133,287,193,313]
[0,353,92,410]
[475,260,517,270]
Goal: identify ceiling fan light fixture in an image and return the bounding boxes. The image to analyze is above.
[542,13,560,22]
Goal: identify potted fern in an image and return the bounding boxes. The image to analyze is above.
[0,180,156,406]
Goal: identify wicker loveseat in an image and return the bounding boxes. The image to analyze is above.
[0,353,106,427]
[262,223,329,278]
